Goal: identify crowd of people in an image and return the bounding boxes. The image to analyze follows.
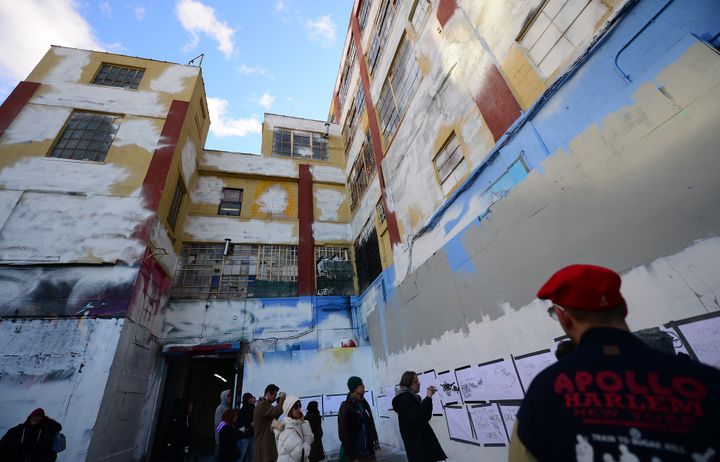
[3,265,719,461]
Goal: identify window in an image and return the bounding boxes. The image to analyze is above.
[316,246,355,296]
[171,243,298,299]
[338,38,357,110]
[376,200,386,224]
[349,132,376,211]
[167,178,185,230]
[519,0,608,78]
[367,0,402,74]
[342,85,366,156]
[49,112,119,162]
[358,0,373,32]
[218,188,243,216]
[433,133,468,192]
[195,113,203,137]
[377,35,422,144]
[410,0,430,32]
[92,64,145,89]
[354,220,383,292]
[272,128,328,161]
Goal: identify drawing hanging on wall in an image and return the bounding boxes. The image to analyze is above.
[418,369,444,416]
[444,405,477,445]
[512,349,556,393]
[455,365,484,403]
[671,312,720,369]
[322,393,347,417]
[474,359,524,401]
[498,403,521,443]
[377,394,389,418]
[658,326,690,356]
[468,404,506,446]
[437,369,462,405]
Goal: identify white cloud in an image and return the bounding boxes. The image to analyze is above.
[0,1,104,83]
[274,0,286,14]
[99,1,112,19]
[258,92,276,110]
[305,15,337,48]
[238,64,273,80]
[133,6,145,21]
[176,0,235,58]
[207,97,262,138]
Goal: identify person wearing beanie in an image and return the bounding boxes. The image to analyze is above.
[0,407,62,462]
[235,392,256,462]
[338,376,379,462]
[304,401,326,462]
[509,264,720,462]
[272,395,314,462]
[253,383,287,462]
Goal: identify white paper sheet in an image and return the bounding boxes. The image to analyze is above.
[468,404,506,445]
[455,366,484,402]
[659,326,690,356]
[437,370,462,405]
[445,406,475,443]
[298,395,322,416]
[377,394,389,417]
[498,404,520,442]
[513,350,556,392]
[322,393,346,416]
[420,371,444,415]
[677,316,720,369]
[475,360,524,401]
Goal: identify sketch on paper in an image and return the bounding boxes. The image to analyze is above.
[418,370,444,416]
[437,370,462,405]
[322,393,346,417]
[513,350,556,392]
[455,366,484,402]
[498,404,520,442]
[676,315,720,369]
[468,404,506,445]
[659,326,690,356]
[475,360,524,401]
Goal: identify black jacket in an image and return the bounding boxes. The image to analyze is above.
[167,400,193,462]
[0,417,62,462]
[392,391,446,462]
[305,412,326,462]
[517,327,720,461]
[235,403,255,439]
[337,394,378,459]
[218,425,241,462]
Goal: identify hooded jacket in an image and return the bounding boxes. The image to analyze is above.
[214,390,232,444]
[272,395,313,462]
[0,411,62,462]
[337,393,378,460]
[392,388,446,462]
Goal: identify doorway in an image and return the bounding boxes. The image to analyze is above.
[151,355,240,461]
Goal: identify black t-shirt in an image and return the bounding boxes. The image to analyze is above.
[517,328,720,461]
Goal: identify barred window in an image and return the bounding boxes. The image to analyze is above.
[172,243,298,299]
[167,178,185,230]
[378,35,421,145]
[218,188,243,216]
[410,0,430,32]
[342,85,366,156]
[316,246,355,296]
[93,64,145,89]
[272,128,328,161]
[349,132,376,211]
[49,112,119,162]
[358,0,373,32]
[338,38,357,110]
[433,133,468,192]
[367,0,402,75]
[376,200,386,223]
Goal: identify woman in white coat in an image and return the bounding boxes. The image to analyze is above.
[272,395,314,462]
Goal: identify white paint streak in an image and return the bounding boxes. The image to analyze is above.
[264,113,341,136]
[0,190,22,230]
[256,185,288,216]
[191,175,224,204]
[351,177,381,240]
[149,65,199,93]
[201,150,298,178]
[313,222,352,242]
[113,117,162,152]
[184,216,296,244]
[0,192,151,264]
[0,105,71,145]
[314,188,345,221]
[0,157,131,195]
[311,165,346,184]
[149,219,178,276]
[180,137,198,187]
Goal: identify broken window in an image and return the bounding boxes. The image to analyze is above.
[316,246,355,296]
[354,220,383,293]
[172,243,298,299]
[218,188,243,216]
[92,63,145,89]
[378,34,421,145]
[49,111,120,162]
[376,199,386,224]
[367,0,402,75]
[272,127,328,161]
[518,0,607,78]
[167,178,185,230]
[433,133,468,192]
[349,131,376,211]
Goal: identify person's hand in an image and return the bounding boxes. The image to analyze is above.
[278,392,286,401]
[427,386,438,398]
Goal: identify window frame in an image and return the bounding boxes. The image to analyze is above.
[48,111,121,163]
[432,133,467,189]
[91,63,146,90]
[271,127,329,161]
[217,188,243,216]
[167,178,186,231]
[349,131,377,212]
[315,246,355,296]
[366,0,402,75]
[409,0,431,33]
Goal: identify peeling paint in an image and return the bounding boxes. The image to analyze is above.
[256,185,289,217]
[180,137,197,187]
[314,188,345,221]
[184,216,296,244]
[113,117,163,153]
[190,175,224,204]
[0,105,71,145]
[313,222,352,242]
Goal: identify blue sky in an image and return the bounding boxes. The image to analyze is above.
[0,0,353,153]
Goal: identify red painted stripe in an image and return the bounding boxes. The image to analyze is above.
[0,81,41,141]
[475,64,522,142]
[437,0,458,28]
[298,164,315,296]
[350,16,401,246]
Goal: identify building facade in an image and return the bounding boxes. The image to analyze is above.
[1,0,719,460]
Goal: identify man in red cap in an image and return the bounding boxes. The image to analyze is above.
[0,408,63,461]
[509,264,720,462]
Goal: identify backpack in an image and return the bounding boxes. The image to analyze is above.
[52,432,66,453]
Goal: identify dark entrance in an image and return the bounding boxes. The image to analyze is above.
[150,354,241,461]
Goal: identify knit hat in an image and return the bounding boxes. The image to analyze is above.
[282,395,300,416]
[347,376,363,392]
[29,408,45,419]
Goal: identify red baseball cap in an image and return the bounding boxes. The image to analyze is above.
[537,264,626,312]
